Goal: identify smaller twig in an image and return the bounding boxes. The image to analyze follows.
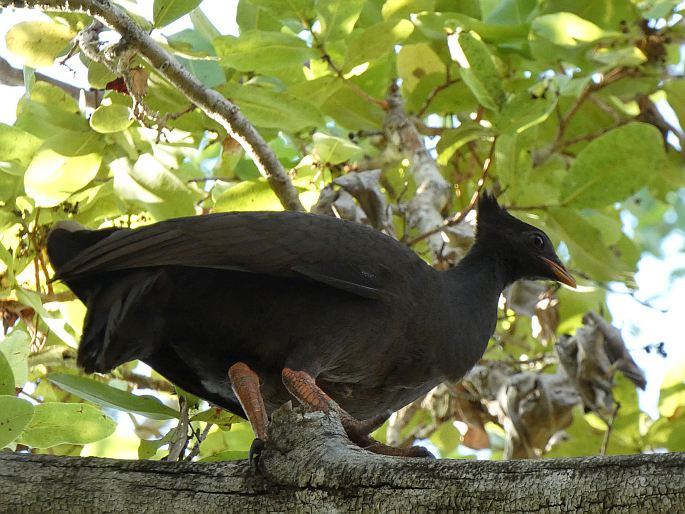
[561,120,631,148]
[185,422,213,462]
[310,29,388,109]
[416,77,459,118]
[167,396,190,462]
[600,402,621,456]
[187,176,233,183]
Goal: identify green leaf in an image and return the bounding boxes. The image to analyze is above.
[236,1,281,31]
[0,124,43,168]
[15,288,79,347]
[167,29,225,88]
[313,132,363,164]
[320,83,385,130]
[248,0,314,24]
[531,12,617,47]
[436,125,490,165]
[495,87,557,134]
[546,208,634,283]
[138,429,176,459]
[666,416,685,452]
[15,82,86,139]
[215,30,317,73]
[483,0,537,24]
[451,31,505,111]
[189,7,221,41]
[20,402,116,448]
[6,21,75,68]
[344,19,414,72]
[89,103,133,134]
[664,79,685,128]
[0,396,34,448]
[221,83,323,132]
[0,330,30,387]
[190,407,242,430]
[24,132,104,207]
[382,0,435,20]
[539,0,637,31]
[153,0,202,27]
[659,353,685,418]
[397,43,446,92]
[0,352,15,395]
[415,12,528,43]
[316,0,364,41]
[48,373,180,420]
[213,179,282,212]
[560,123,665,208]
[112,155,201,221]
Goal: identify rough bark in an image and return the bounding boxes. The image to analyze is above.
[1,0,303,212]
[1,407,683,513]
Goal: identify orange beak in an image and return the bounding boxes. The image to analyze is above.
[540,256,577,288]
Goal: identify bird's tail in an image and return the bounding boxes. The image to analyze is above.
[46,221,118,279]
[46,222,166,373]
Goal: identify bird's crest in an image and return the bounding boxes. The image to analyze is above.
[475,192,520,237]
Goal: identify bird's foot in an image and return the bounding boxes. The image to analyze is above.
[340,415,434,458]
[249,438,265,469]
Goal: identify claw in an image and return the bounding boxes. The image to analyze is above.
[249,437,265,469]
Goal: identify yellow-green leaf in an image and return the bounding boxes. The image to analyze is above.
[20,402,116,448]
[48,373,180,420]
[451,31,505,111]
[531,12,617,47]
[24,132,103,207]
[153,0,202,27]
[0,331,30,387]
[561,123,665,208]
[90,104,133,134]
[313,132,363,164]
[6,21,75,68]
[213,179,282,212]
[215,30,317,73]
[344,19,414,72]
[0,396,34,448]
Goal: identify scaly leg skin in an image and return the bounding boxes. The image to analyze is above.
[228,362,269,467]
[282,367,433,458]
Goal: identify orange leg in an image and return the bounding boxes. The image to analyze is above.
[282,367,433,458]
[228,362,268,443]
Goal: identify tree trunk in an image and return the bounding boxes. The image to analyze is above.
[1,407,683,513]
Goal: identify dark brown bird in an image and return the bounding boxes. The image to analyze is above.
[47,193,575,459]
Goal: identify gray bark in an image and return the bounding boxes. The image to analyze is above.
[1,407,683,513]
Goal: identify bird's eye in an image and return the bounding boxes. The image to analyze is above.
[530,233,545,249]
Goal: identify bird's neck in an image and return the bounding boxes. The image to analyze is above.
[437,244,509,380]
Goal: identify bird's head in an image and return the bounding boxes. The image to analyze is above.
[475,192,576,288]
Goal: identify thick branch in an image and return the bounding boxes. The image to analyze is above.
[384,83,451,257]
[1,407,683,512]
[0,55,100,107]
[1,0,303,212]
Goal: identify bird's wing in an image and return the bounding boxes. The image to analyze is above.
[54,212,421,300]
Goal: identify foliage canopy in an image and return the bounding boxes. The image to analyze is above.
[0,0,684,462]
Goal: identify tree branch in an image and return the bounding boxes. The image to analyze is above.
[0,55,101,108]
[1,407,684,512]
[1,0,303,212]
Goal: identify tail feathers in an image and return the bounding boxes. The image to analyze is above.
[77,269,168,373]
[47,222,120,276]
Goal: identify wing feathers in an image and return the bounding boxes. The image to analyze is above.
[53,212,416,300]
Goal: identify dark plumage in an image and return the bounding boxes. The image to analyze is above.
[47,193,575,450]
